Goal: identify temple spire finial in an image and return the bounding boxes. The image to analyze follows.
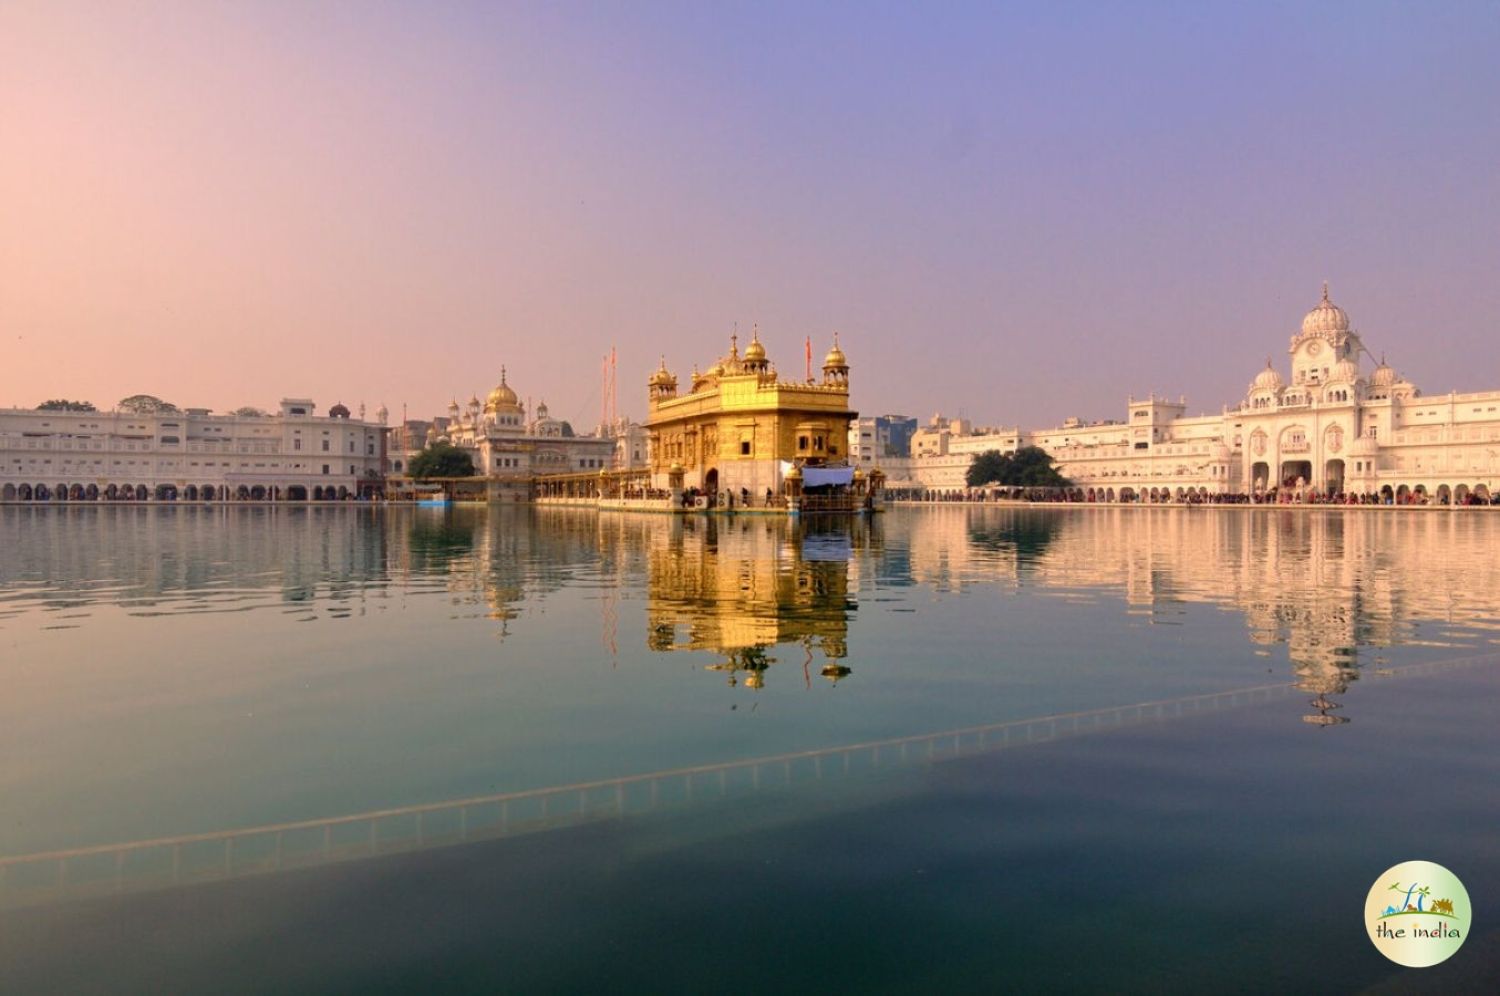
[1322,280,1330,302]
[501,365,507,385]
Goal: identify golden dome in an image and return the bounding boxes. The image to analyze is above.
[1301,282,1350,336]
[486,366,520,410]
[649,356,675,386]
[823,333,847,368]
[744,331,766,362]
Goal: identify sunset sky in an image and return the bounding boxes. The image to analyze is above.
[3,1,1498,429]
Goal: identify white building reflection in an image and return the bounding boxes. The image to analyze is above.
[889,506,1500,721]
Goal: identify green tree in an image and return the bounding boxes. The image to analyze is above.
[36,399,96,412]
[407,442,476,479]
[966,446,1072,488]
[233,406,268,417]
[966,450,1012,487]
[1010,446,1072,487]
[117,394,178,414]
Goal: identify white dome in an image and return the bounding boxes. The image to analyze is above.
[1301,282,1350,336]
[1328,359,1361,383]
[1252,362,1284,392]
[1369,359,1398,388]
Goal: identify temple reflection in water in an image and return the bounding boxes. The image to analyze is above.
[5,504,1497,722]
[642,515,868,688]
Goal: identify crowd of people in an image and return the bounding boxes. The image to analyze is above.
[886,486,1500,507]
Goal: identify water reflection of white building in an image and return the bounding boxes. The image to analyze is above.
[890,506,1500,718]
[894,286,1500,503]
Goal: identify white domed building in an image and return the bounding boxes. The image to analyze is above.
[897,284,1500,505]
[424,366,616,493]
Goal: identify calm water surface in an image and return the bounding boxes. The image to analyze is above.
[1,505,1497,992]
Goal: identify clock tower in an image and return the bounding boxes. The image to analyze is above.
[1290,283,1362,387]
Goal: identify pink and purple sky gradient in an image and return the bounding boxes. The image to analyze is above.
[3,1,1498,428]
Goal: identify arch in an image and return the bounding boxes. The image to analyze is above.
[250,485,267,501]
[1324,459,1345,494]
[1473,483,1491,503]
[69,483,85,500]
[201,484,218,501]
[1455,484,1470,505]
[105,483,119,500]
[1413,484,1428,502]
[184,485,198,501]
[55,483,69,501]
[134,484,148,501]
[704,468,719,505]
[1436,484,1451,505]
[85,484,99,501]
[336,485,349,500]
[35,484,52,501]
[156,484,178,501]
[18,483,33,501]
[236,485,251,500]
[1,483,13,501]
[1280,460,1312,489]
[1106,488,1116,502]
[286,485,307,501]
[1396,484,1411,503]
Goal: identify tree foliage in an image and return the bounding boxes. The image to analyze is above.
[407,442,476,479]
[36,399,96,411]
[966,446,1072,488]
[117,394,178,414]
[233,406,268,417]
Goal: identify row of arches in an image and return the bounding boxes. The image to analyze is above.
[1380,483,1494,505]
[0,483,360,502]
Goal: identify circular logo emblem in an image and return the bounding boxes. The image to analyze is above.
[1365,861,1471,968]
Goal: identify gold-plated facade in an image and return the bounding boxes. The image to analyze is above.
[647,331,857,502]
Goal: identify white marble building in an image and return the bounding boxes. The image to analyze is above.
[0,397,386,500]
[431,368,615,477]
[893,286,1500,503]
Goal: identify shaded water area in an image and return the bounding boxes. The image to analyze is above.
[2,505,1498,992]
